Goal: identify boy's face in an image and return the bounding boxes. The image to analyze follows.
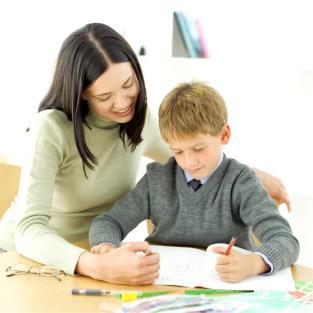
[168,125,230,180]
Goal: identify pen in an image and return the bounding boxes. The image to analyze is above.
[225,236,237,256]
[72,289,126,296]
[71,289,175,297]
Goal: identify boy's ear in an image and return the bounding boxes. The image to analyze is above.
[220,124,231,144]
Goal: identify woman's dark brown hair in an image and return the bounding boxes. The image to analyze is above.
[39,23,147,172]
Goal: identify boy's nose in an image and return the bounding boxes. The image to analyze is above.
[185,154,197,167]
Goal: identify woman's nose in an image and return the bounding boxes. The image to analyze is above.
[113,93,129,110]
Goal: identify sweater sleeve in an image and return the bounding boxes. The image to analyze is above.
[15,113,85,275]
[89,174,151,247]
[142,109,171,163]
[233,167,300,273]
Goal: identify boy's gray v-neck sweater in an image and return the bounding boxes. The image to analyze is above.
[90,156,299,273]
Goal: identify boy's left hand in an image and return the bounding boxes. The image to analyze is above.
[90,243,117,254]
[212,246,269,283]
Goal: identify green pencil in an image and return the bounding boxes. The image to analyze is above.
[185,289,254,295]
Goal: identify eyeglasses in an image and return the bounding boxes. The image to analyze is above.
[6,263,66,281]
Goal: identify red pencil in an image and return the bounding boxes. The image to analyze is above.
[225,236,237,256]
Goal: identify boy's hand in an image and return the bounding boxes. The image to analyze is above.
[212,246,269,283]
[90,243,117,254]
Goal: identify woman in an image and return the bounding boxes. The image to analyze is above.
[0,23,290,285]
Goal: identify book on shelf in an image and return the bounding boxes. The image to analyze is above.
[172,11,209,58]
[195,18,210,58]
[150,244,295,291]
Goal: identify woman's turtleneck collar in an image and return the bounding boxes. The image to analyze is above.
[85,108,119,130]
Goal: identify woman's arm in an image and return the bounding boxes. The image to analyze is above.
[76,242,159,285]
[15,112,86,274]
[142,109,171,163]
[252,168,291,211]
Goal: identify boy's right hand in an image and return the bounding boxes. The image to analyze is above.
[212,246,269,283]
[90,243,117,254]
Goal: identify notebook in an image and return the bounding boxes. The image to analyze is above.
[150,244,295,291]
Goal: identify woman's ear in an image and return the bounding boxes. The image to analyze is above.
[81,91,88,101]
[220,124,231,145]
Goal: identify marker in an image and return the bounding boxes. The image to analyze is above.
[117,291,177,302]
[225,236,237,256]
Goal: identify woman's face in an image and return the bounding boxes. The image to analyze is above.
[83,62,139,123]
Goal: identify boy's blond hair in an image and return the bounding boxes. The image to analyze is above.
[159,82,228,142]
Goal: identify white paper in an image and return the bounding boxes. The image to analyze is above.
[151,245,205,287]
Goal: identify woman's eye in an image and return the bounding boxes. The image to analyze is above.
[99,96,110,102]
[123,82,133,89]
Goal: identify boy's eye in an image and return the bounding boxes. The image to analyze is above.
[194,147,203,152]
[174,151,182,155]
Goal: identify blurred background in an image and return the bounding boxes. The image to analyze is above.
[0,0,312,266]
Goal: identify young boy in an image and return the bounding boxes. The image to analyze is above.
[89,82,299,283]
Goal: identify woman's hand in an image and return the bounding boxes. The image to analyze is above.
[90,243,117,254]
[253,167,291,211]
[76,241,159,285]
[212,246,269,283]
